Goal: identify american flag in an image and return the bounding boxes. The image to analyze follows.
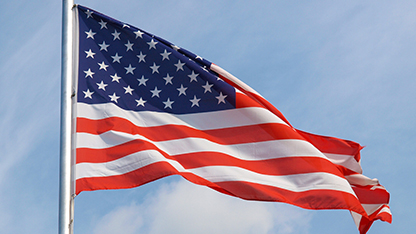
[74,5,391,233]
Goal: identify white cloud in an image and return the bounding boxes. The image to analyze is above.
[92,180,311,234]
[93,204,144,234]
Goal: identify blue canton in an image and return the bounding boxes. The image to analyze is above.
[77,5,236,114]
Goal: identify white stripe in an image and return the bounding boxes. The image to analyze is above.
[76,149,172,179]
[378,206,392,215]
[195,166,353,193]
[324,153,363,173]
[362,204,390,216]
[345,174,379,186]
[350,211,362,228]
[76,130,328,161]
[76,149,355,195]
[76,102,288,130]
[210,63,262,96]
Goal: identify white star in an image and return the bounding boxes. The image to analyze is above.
[177,84,188,96]
[216,92,227,104]
[174,60,185,71]
[96,80,108,90]
[188,71,199,82]
[98,20,107,29]
[137,75,148,86]
[147,39,158,50]
[160,49,172,60]
[150,87,162,98]
[85,9,93,18]
[125,64,136,75]
[111,73,122,83]
[109,93,120,103]
[163,98,174,109]
[195,55,203,60]
[171,44,180,51]
[134,30,144,39]
[98,61,109,71]
[85,29,96,39]
[202,81,214,93]
[135,97,147,107]
[98,41,110,51]
[85,49,95,59]
[123,24,130,28]
[84,68,94,78]
[150,63,160,74]
[124,85,134,95]
[137,51,146,63]
[112,30,121,40]
[190,95,201,107]
[163,74,174,85]
[111,53,122,63]
[83,89,94,99]
[125,40,134,51]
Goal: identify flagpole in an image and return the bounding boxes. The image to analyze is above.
[59,0,75,234]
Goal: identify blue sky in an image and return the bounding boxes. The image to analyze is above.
[0,0,414,233]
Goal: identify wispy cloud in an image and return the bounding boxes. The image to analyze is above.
[0,9,61,233]
[0,12,60,182]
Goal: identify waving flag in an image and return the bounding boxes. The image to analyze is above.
[74,5,391,233]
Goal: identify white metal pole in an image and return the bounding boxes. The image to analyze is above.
[59,0,75,234]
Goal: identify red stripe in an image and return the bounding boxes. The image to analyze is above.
[76,161,366,216]
[77,141,345,177]
[335,165,361,177]
[297,129,363,162]
[235,93,265,108]
[76,117,302,143]
[215,181,365,215]
[173,153,344,177]
[76,139,154,163]
[352,185,390,204]
[219,73,292,126]
[76,161,179,194]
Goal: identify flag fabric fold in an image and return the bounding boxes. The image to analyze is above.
[74,5,391,233]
